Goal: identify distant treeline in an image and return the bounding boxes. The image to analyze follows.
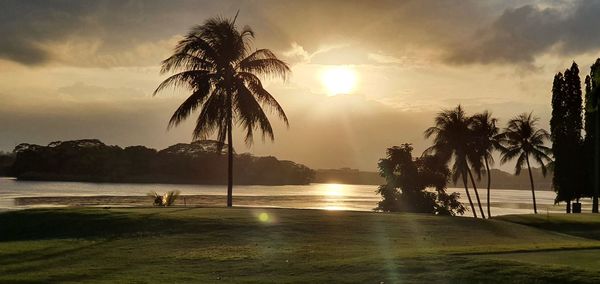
[314,167,552,190]
[314,168,383,185]
[0,152,15,176]
[7,139,314,185]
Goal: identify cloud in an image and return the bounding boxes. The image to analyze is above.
[446,0,600,65]
[57,82,146,99]
[0,0,229,66]
[2,0,599,69]
[0,0,96,65]
[0,0,492,67]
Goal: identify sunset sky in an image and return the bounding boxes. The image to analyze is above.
[1,0,600,171]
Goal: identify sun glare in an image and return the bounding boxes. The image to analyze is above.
[323,183,345,197]
[321,66,357,96]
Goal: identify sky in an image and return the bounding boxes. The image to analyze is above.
[1,0,599,171]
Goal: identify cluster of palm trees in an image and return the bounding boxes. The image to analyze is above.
[425,106,553,218]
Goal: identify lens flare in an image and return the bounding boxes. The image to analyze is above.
[258,212,269,222]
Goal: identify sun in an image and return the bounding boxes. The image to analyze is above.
[321,66,357,96]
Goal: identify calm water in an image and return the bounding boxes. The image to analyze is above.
[0,177,578,216]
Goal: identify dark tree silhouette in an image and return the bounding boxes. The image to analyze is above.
[584,58,600,213]
[9,140,313,185]
[498,113,552,214]
[550,63,584,212]
[154,16,290,207]
[470,111,500,218]
[424,105,484,218]
[376,144,465,215]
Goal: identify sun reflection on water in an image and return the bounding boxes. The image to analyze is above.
[322,183,345,197]
[323,205,345,211]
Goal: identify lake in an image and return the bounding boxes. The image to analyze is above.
[0,177,580,216]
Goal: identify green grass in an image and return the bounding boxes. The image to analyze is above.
[497,213,600,240]
[1,208,600,283]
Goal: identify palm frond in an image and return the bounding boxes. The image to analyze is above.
[168,77,213,128]
[193,89,228,141]
[424,126,440,139]
[500,146,521,164]
[170,32,220,70]
[160,53,215,74]
[234,83,275,143]
[153,70,212,96]
[514,153,526,175]
[237,72,289,126]
[239,56,290,80]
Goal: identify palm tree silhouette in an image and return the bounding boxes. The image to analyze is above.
[154,15,290,207]
[470,111,500,218]
[498,113,552,214]
[424,105,485,218]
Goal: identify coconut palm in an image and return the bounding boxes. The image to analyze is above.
[424,105,485,218]
[470,111,500,217]
[153,16,290,207]
[498,113,552,214]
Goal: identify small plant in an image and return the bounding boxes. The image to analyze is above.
[148,190,180,207]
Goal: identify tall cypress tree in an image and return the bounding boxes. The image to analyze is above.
[551,72,571,211]
[551,62,584,212]
[584,59,600,213]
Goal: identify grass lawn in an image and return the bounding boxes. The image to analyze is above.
[1,208,600,283]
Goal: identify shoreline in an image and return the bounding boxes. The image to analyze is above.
[10,195,578,216]
[12,194,378,210]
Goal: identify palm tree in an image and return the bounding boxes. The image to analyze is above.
[470,111,500,218]
[424,105,485,218]
[153,16,290,207]
[498,113,552,214]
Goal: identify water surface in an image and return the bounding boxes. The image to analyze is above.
[0,178,579,216]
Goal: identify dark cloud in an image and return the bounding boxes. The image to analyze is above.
[0,0,491,66]
[0,0,96,64]
[2,0,597,67]
[446,0,600,65]
[0,41,48,65]
[0,0,233,66]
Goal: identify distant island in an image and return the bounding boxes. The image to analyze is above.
[6,139,314,185]
[314,167,553,191]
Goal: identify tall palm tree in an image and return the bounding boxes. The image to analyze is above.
[153,16,290,207]
[470,111,500,218]
[424,105,485,218]
[498,113,552,214]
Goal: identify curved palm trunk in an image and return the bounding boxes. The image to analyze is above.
[525,155,537,214]
[462,169,477,218]
[227,97,234,208]
[484,157,492,218]
[468,167,486,219]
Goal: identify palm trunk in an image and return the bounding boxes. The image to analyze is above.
[226,97,234,208]
[484,157,492,218]
[463,169,477,218]
[525,155,537,214]
[468,167,486,219]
